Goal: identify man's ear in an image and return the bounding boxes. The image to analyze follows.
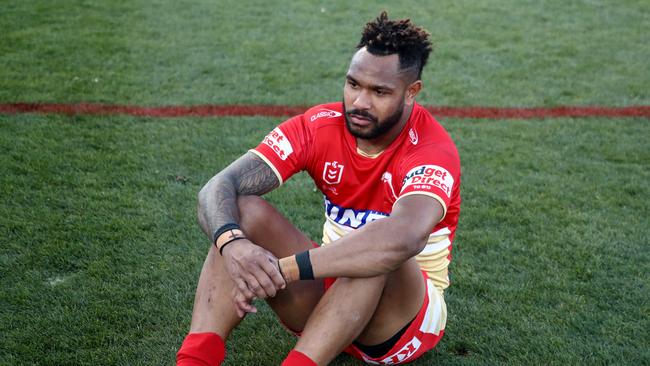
[405,80,422,105]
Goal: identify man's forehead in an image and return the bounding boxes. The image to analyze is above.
[347,47,404,88]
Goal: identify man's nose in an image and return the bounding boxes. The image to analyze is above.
[352,89,371,110]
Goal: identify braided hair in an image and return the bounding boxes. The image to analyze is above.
[357,11,433,80]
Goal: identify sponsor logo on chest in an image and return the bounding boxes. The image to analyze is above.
[402,165,454,198]
[324,198,388,229]
[262,127,293,160]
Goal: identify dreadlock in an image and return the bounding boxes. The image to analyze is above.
[357,11,433,80]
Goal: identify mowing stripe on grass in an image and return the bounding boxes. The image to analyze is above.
[1,102,649,119]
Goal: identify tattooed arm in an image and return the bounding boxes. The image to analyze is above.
[197,152,285,315]
[197,151,279,237]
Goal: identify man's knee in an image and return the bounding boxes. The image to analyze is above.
[237,195,273,233]
[328,275,388,301]
[236,195,315,263]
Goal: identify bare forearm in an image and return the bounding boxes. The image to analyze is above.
[308,217,428,278]
[279,195,444,282]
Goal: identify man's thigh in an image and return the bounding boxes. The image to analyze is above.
[237,195,324,332]
[356,258,426,345]
[346,269,446,365]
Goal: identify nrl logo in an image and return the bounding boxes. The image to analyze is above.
[323,161,344,185]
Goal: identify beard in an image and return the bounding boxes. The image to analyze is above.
[343,100,405,140]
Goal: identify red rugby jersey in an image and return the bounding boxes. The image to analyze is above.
[251,102,461,291]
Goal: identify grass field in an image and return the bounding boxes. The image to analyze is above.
[1,1,649,365]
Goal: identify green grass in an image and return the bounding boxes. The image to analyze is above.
[1,0,648,106]
[1,0,649,365]
[1,116,648,365]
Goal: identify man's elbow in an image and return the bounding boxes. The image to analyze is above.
[412,229,431,255]
[196,183,212,235]
[379,233,427,272]
[196,175,225,232]
[197,181,212,214]
[197,173,225,210]
[395,231,428,257]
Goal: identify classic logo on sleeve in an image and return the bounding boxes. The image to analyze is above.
[262,127,294,160]
[402,165,454,198]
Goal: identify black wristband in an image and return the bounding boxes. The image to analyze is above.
[295,250,314,280]
[213,223,240,244]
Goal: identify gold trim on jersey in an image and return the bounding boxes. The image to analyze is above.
[420,278,447,335]
[394,191,448,220]
[248,149,284,186]
[356,147,384,158]
[322,215,355,245]
[416,228,452,293]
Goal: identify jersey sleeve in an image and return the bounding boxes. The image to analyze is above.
[395,143,460,218]
[249,114,311,185]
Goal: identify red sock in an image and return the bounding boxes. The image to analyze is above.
[281,350,318,366]
[176,332,225,366]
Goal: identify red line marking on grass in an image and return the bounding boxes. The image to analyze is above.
[0,103,306,118]
[425,106,650,119]
[1,102,649,119]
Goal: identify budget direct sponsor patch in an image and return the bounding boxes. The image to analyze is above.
[402,165,454,198]
[262,127,294,160]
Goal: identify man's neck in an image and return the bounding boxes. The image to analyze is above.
[356,104,414,156]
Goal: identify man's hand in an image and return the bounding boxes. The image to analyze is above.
[222,239,286,316]
[231,286,257,318]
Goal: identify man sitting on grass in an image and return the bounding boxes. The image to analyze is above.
[177,11,461,366]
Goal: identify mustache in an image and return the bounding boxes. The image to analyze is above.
[346,109,378,123]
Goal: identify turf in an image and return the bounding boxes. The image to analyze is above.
[1,0,649,365]
[1,115,648,365]
[1,1,648,106]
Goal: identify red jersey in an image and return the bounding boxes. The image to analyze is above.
[252,102,461,292]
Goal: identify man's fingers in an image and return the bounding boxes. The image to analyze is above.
[234,301,256,318]
[232,286,256,305]
[250,268,278,298]
[251,257,287,297]
[263,256,287,289]
[225,243,285,298]
[235,305,244,318]
[242,302,257,313]
[233,277,256,300]
[232,288,257,318]
[243,272,270,299]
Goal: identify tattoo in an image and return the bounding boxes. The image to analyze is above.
[233,153,280,196]
[198,152,279,239]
